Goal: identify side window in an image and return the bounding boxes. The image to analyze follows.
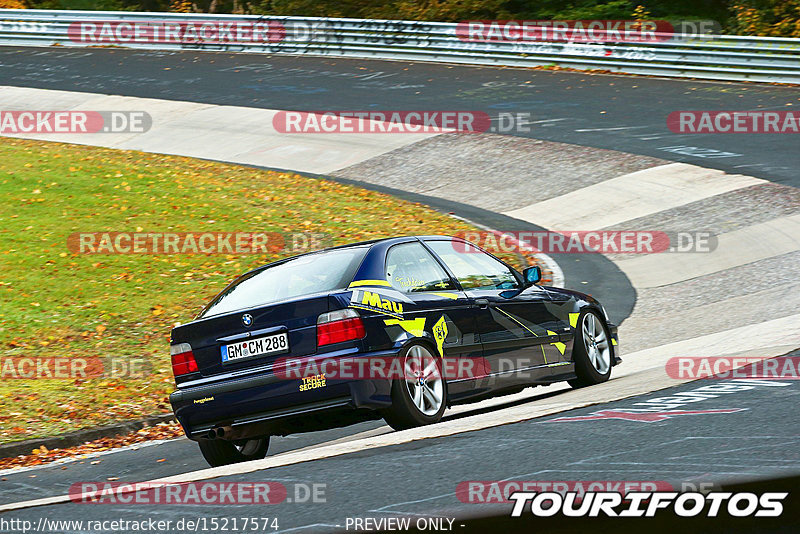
[426,240,519,290]
[385,242,455,293]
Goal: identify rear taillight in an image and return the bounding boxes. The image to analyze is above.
[170,342,198,376]
[317,309,366,347]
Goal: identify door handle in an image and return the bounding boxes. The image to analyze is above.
[475,298,489,309]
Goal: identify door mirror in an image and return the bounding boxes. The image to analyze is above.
[522,266,541,286]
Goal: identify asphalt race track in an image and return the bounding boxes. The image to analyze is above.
[1,46,799,531]
[3,353,800,531]
[1,47,798,186]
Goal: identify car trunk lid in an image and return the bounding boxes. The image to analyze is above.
[170,293,330,379]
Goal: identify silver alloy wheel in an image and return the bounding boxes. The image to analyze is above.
[403,344,444,416]
[582,312,611,375]
[234,438,265,456]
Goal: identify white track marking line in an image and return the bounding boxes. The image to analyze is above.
[0,424,393,477]
[2,315,797,513]
[616,213,800,288]
[503,162,764,230]
[527,118,570,124]
[2,85,797,512]
[0,86,441,175]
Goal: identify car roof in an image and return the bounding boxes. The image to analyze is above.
[321,235,461,252]
[238,235,461,278]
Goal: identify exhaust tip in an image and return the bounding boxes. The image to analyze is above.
[213,426,234,440]
[203,426,233,440]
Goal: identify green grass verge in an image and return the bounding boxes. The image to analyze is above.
[0,137,529,445]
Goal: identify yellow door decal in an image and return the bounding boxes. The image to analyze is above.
[569,313,580,328]
[432,316,448,357]
[547,329,567,355]
[384,317,427,338]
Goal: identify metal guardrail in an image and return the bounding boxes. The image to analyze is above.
[1,9,799,83]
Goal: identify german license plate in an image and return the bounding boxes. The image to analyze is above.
[221,333,289,363]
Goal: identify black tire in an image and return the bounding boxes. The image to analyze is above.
[381,343,447,431]
[198,437,269,467]
[568,310,613,389]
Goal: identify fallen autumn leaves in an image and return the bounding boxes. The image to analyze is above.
[0,136,547,452]
[0,421,184,471]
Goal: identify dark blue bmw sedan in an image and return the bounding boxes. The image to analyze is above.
[169,236,620,466]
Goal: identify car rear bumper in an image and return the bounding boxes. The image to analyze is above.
[169,349,396,441]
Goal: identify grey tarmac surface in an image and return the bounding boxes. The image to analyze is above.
[2,351,800,532]
[0,47,798,187]
[0,419,386,506]
[1,352,798,532]
[1,46,799,532]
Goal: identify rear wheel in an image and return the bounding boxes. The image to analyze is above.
[198,437,269,467]
[382,343,447,431]
[568,310,612,388]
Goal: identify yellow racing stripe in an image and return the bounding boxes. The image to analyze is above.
[348,279,392,288]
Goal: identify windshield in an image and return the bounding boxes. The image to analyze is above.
[199,247,368,318]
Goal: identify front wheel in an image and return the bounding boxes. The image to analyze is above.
[381,343,447,431]
[568,310,612,388]
[198,437,269,467]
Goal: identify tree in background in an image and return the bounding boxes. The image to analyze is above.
[372,0,511,22]
[731,0,800,37]
[248,0,731,28]
[169,0,192,11]
[9,0,800,37]
[250,0,372,18]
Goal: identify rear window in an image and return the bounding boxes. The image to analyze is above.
[199,247,367,318]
